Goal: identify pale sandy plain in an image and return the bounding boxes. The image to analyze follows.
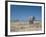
[10,21,42,32]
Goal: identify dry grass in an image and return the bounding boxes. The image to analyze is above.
[10,22,42,32]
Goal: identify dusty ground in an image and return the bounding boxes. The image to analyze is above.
[10,22,42,32]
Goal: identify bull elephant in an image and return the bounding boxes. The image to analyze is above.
[29,16,35,24]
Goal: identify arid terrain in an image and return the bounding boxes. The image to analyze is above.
[10,21,42,32]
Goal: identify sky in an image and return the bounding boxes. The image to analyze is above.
[10,5,42,21]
